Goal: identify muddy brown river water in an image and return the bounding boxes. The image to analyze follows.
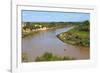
[22,27,90,62]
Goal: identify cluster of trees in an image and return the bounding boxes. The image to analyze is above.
[23,22,41,31]
[22,22,72,31]
[76,20,90,32]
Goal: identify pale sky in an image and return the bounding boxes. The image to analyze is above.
[22,10,90,22]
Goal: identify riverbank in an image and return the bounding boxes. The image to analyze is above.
[22,27,53,38]
[57,21,90,47]
[22,25,73,38]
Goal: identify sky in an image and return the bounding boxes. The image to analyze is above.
[22,10,90,22]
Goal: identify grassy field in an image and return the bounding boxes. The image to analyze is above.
[57,21,90,47]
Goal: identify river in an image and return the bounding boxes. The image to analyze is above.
[22,26,90,62]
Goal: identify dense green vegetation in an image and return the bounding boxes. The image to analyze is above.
[35,52,75,62]
[57,21,90,47]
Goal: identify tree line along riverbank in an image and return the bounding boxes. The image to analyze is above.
[22,22,75,38]
[57,20,90,47]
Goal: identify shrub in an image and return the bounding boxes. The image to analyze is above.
[22,53,28,62]
[35,52,75,62]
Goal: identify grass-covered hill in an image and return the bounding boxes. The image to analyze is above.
[57,20,90,47]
